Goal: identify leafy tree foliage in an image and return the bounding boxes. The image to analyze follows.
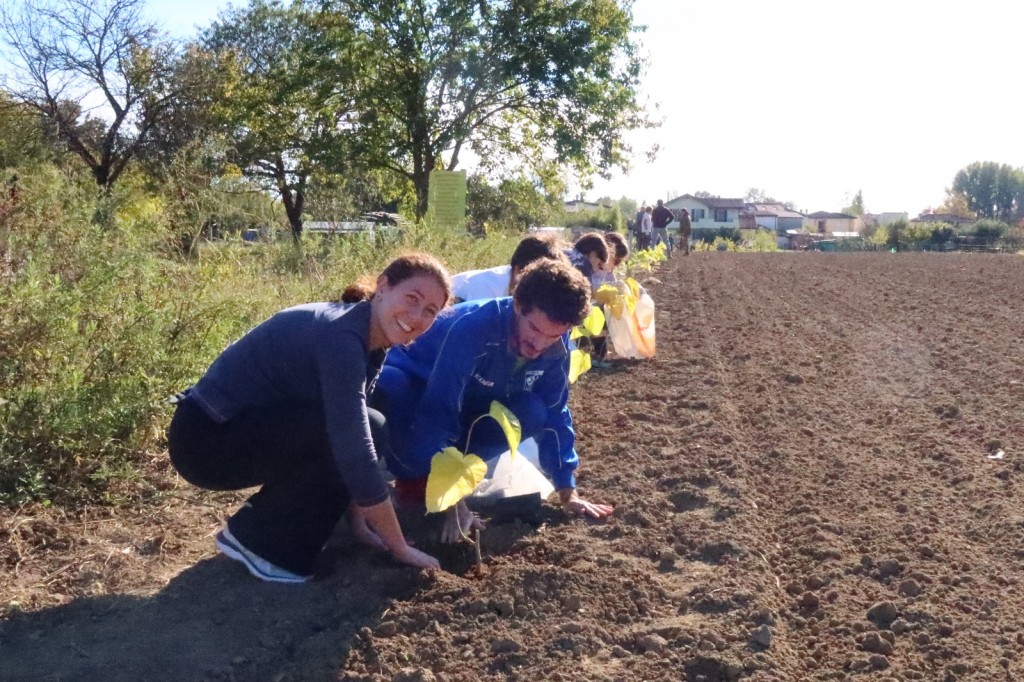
[952,161,1024,223]
[842,189,865,216]
[744,187,797,211]
[0,0,197,190]
[134,47,234,180]
[0,93,58,167]
[884,218,906,250]
[744,187,777,203]
[202,0,373,235]
[333,0,649,218]
[466,173,558,233]
[923,189,975,219]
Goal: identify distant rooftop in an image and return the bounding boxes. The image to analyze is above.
[806,211,857,219]
[669,194,746,209]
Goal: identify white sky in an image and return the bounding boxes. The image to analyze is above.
[151,0,1024,216]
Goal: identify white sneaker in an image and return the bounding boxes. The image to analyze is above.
[215,526,312,584]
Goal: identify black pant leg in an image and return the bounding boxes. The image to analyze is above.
[168,399,352,575]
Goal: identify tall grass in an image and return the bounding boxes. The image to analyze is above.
[0,167,514,505]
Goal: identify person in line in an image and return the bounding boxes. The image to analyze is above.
[563,231,609,280]
[651,199,675,256]
[678,207,693,256]
[640,206,653,250]
[588,231,631,362]
[373,259,614,543]
[591,231,630,290]
[450,233,564,302]
[633,203,646,251]
[167,253,451,583]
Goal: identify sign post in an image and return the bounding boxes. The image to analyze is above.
[427,170,467,230]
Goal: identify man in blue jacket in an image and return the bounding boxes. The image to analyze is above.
[374,259,614,541]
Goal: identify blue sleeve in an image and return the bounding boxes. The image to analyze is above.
[532,342,578,490]
[316,328,390,506]
[406,315,488,478]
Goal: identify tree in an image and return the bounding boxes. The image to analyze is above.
[744,187,777,203]
[842,189,865,216]
[467,172,559,233]
[133,46,234,181]
[203,0,372,235]
[0,93,59,167]
[334,0,650,219]
[952,161,1024,223]
[0,0,192,190]
[923,189,974,219]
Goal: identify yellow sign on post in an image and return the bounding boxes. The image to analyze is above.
[427,170,467,230]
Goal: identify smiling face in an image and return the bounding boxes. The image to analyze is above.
[511,303,573,360]
[370,274,448,349]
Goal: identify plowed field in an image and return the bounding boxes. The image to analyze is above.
[3,252,1024,682]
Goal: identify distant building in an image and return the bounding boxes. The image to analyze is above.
[563,199,604,213]
[664,194,745,230]
[804,211,864,235]
[863,212,908,227]
[744,203,806,233]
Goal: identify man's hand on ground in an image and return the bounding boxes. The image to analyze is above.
[558,489,614,518]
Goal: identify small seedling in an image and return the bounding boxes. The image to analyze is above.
[424,401,522,573]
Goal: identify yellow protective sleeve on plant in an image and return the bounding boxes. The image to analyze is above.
[594,280,640,320]
[581,305,606,336]
[425,447,488,513]
[569,348,592,383]
[488,400,521,461]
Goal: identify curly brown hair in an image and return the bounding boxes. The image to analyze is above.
[513,259,591,326]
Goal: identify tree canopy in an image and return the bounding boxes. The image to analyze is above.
[202,0,374,234]
[0,0,194,190]
[0,0,651,231]
[332,0,649,217]
[842,189,865,216]
[951,161,1024,224]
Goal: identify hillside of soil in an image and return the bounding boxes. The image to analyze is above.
[3,252,1024,681]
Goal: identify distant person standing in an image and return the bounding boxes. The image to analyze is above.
[677,208,692,256]
[651,199,674,256]
[633,204,646,250]
[640,206,653,250]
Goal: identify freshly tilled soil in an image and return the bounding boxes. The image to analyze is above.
[3,251,1024,682]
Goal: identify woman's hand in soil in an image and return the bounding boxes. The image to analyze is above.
[441,500,486,544]
[357,498,435,568]
[559,489,614,518]
[349,503,387,551]
[391,544,441,570]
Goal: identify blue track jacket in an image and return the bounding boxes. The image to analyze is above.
[382,298,579,490]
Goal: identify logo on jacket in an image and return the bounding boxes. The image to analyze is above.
[472,372,495,388]
[524,370,544,390]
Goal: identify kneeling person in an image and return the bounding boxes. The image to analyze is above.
[375,259,614,542]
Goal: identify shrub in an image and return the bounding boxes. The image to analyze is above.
[0,166,525,504]
[694,237,738,252]
[965,219,1010,239]
[561,205,624,233]
[742,229,779,252]
[1000,226,1024,251]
